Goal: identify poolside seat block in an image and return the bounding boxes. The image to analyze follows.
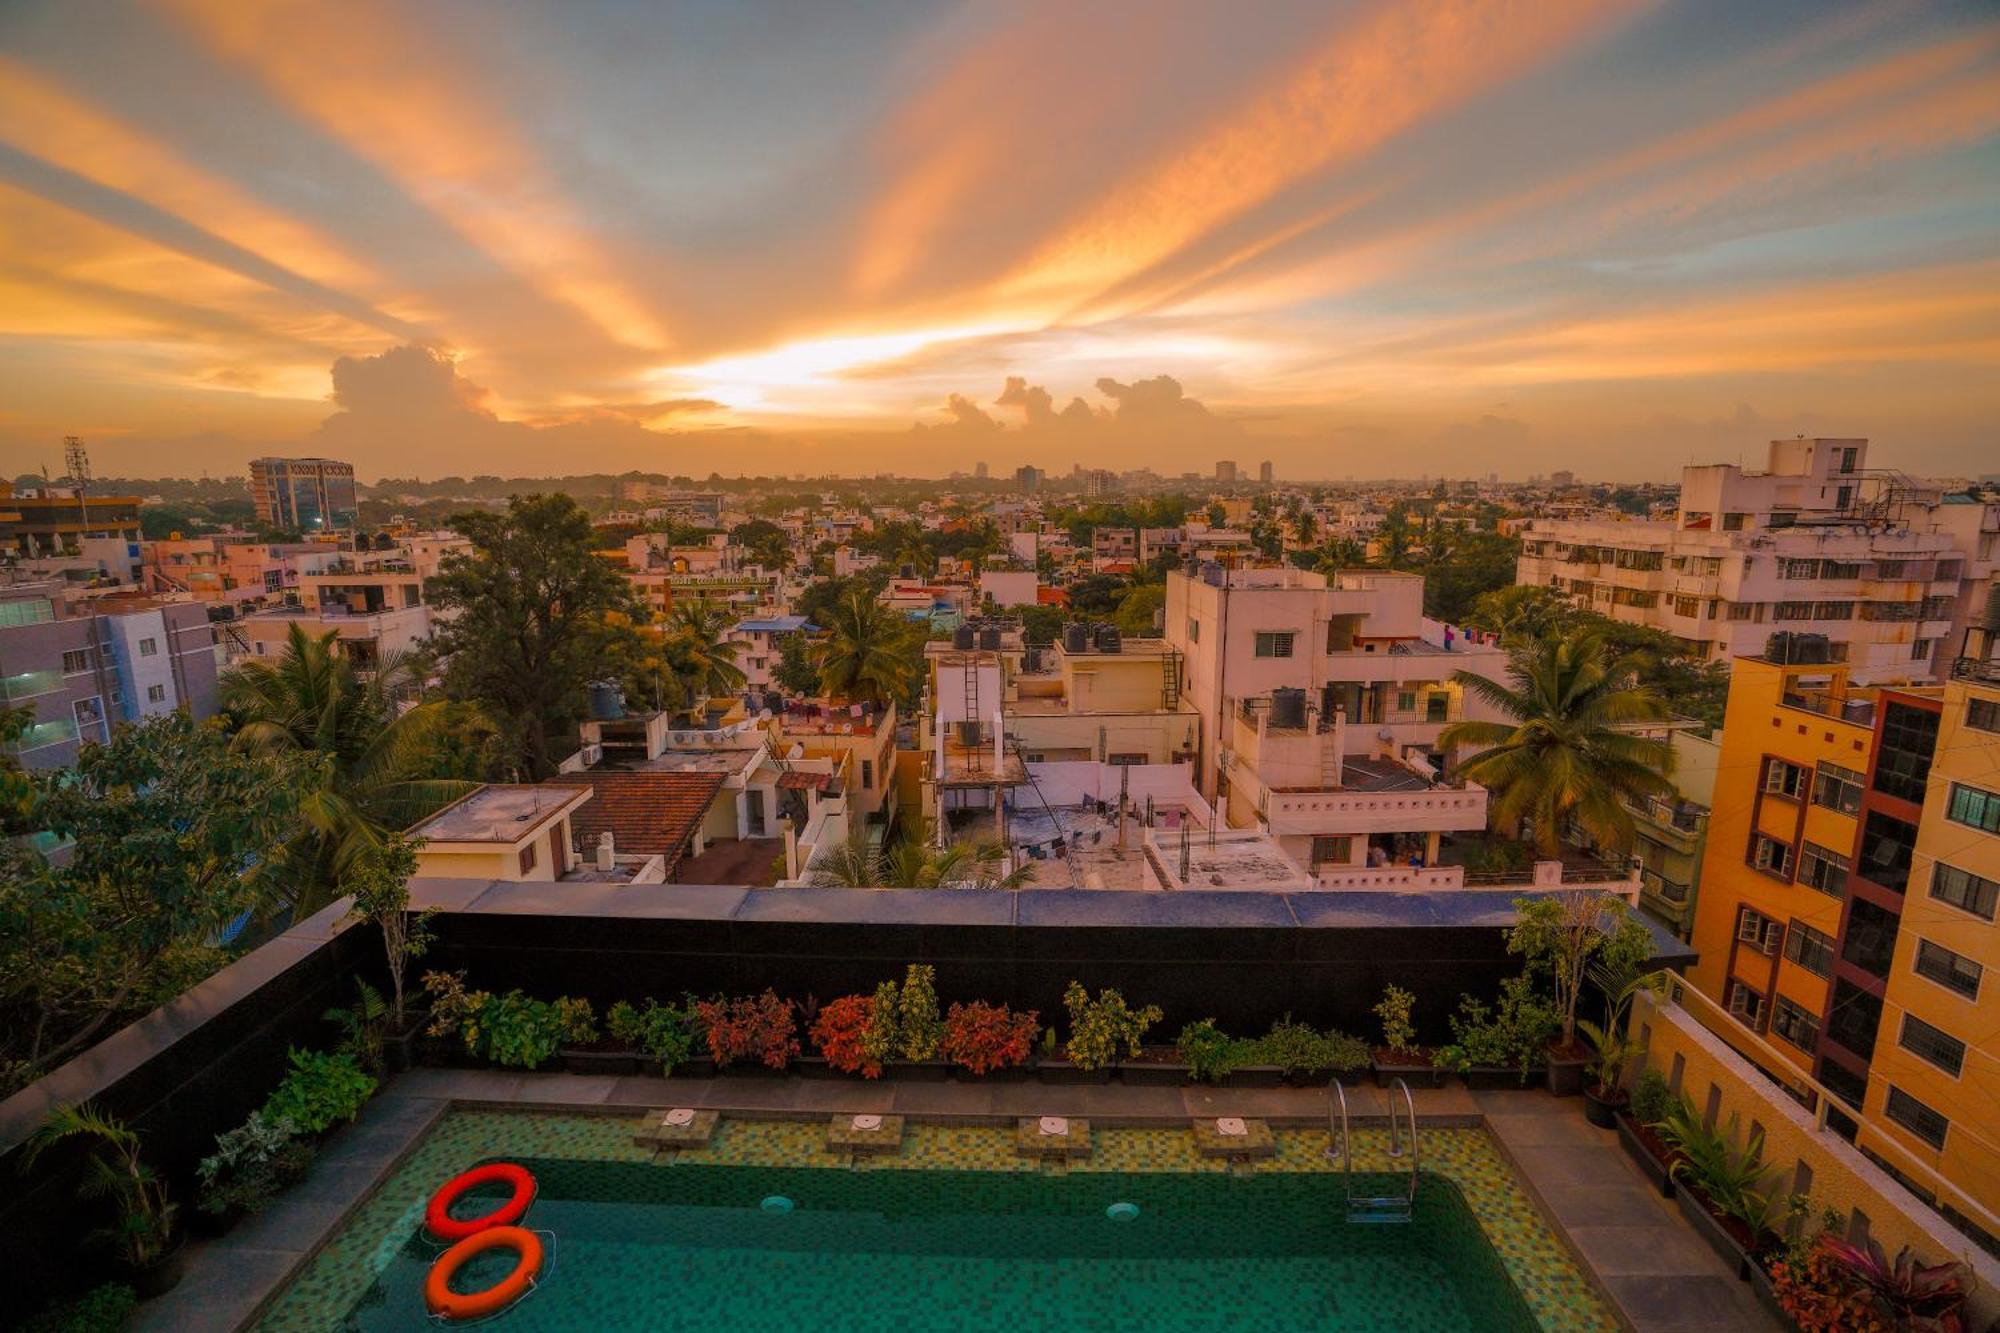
[1015,1117,1093,1160]
[1192,1117,1276,1159]
[636,1108,720,1149]
[827,1114,905,1155]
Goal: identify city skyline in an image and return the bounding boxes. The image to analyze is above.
[1,0,1997,481]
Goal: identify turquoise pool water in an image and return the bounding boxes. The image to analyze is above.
[339,1158,1539,1332]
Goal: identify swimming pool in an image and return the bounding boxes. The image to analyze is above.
[257,1113,1616,1333]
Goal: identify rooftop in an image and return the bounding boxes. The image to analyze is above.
[1339,755,1438,793]
[548,770,727,878]
[407,783,586,842]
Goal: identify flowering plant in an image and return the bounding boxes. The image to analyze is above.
[941,1002,1039,1075]
[695,990,798,1070]
[811,994,881,1077]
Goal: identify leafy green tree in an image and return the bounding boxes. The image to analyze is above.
[664,601,746,702]
[1440,630,1675,856]
[805,819,1028,888]
[1464,585,1580,643]
[772,633,823,696]
[815,592,920,707]
[222,624,479,916]
[1112,584,1165,635]
[0,714,317,1084]
[1420,529,1523,623]
[1066,573,1129,618]
[426,493,647,778]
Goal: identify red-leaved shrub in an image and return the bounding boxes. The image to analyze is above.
[695,991,799,1069]
[811,994,880,1077]
[940,1001,1039,1075]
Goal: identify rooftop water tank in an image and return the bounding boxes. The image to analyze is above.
[1095,624,1122,653]
[979,625,1002,650]
[953,624,976,650]
[1269,687,1308,730]
[1063,622,1090,653]
[588,679,625,720]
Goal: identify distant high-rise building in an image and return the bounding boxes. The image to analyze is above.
[974,461,989,479]
[1258,461,1274,484]
[1215,461,1238,483]
[1014,465,1042,493]
[1549,469,1576,488]
[1082,468,1118,497]
[250,457,358,531]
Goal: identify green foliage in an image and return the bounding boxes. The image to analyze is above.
[20,1103,177,1268]
[1629,1068,1674,1125]
[1655,1098,1787,1238]
[605,999,696,1073]
[427,493,650,778]
[1175,1019,1241,1084]
[664,601,747,703]
[1061,982,1162,1071]
[771,633,823,696]
[195,1111,314,1217]
[814,591,923,707]
[1256,1019,1371,1076]
[323,979,388,1075]
[261,1047,376,1134]
[417,970,594,1068]
[341,834,431,1025]
[1508,892,1654,1046]
[862,979,901,1070]
[0,712,318,1089]
[19,1283,137,1333]
[1436,975,1561,1077]
[894,964,943,1061]
[1374,985,1417,1055]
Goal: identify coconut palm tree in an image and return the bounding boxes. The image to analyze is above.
[663,601,745,703]
[806,819,1029,888]
[1439,630,1676,857]
[815,591,918,706]
[221,624,478,918]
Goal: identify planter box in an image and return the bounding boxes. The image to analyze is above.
[1675,1186,1750,1279]
[383,1011,431,1074]
[953,1063,1032,1083]
[883,1059,952,1083]
[1373,1062,1445,1090]
[1747,1258,1798,1329]
[791,1055,836,1079]
[1038,1059,1111,1085]
[714,1059,787,1078]
[1463,1064,1546,1091]
[1545,1052,1588,1098]
[1117,1060,1191,1087]
[682,1056,717,1079]
[1615,1113,1675,1198]
[560,1046,640,1076]
[1220,1065,1285,1088]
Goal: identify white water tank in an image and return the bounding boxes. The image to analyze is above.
[596,831,616,872]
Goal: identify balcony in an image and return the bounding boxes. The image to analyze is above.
[1262,779,1488,836]
[0,669,61,702]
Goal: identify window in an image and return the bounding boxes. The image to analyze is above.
[137,637,157,657]
[1728,602,1762,622]
[1749,833,1793,879]
[1930,862,1998,921]
[1396,690,1416,713]
[1967,696,2000,734]
[1725,980,1765,1026]
[1842,898,1900,978]
[1736,905,1783,953]
[1945,783,2000,835]
[1839,446,1859,474]
[1253,631,1295,658]
[1898,1015,1965,1077]
[1812,763,1863,814]
[1309,836,1352,867]
[1106,753,1146,766]
[1672,595,1700,618]
[1798,843,1849,897]
[1186,618,1199,643]
[1722,512,1748,531]
[1774,601,1816,621]
[1764,758,1808,799]
[1819,1057,1867,1110]
[517,843,537,874]
[1784,921,1836,977]
[1771,996,1820,1052]
[860,760,873,789]
[1910,640,1933,663]
[1871,702,1938,802]
[1821,561,1863,579]
[1857,811,1917,892]
[1913,940,1981,999]
[1780,558,1819,580]
[1813,602,1854,620]
[146,684,166,704]
[60,648,93,674]
[1824,979,1883,1059]
[1883,1087,1949,1150]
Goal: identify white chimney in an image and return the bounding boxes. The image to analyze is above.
[596,831,615,872]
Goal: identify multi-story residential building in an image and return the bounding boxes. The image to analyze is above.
[0,583,218,770]
[1517,439,1992,682]
[728,614,814,692]
[1628,729,1717,936]
[1687,644,2000,1249]
[1091,528,1137,568]
[1259,461,1274,484]
[248,457,358,532]
[0,481,143,570]
[1215,461,1238,483]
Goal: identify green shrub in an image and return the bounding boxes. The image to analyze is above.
[1374,985,1417,1055]
[196,1111,314,1217]
[1252,1019,1370,1076]
[606,999,696,1074]
[1061,983,1161,1071]
[260,1047,375,1134]
[1630,1068,1673,1125]
[1175,1019,1239,1083]
[861,978,900,1070]
[21,1283,136,1333]
[421,973,596,1069]
[895,965,943,1061]
[1435,975,1560,1078]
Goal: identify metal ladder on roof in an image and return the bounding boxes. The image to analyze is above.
[1325,1078,1419,1224]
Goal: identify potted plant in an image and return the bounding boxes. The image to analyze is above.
[194,1112,315,1234]
[940,1001,1039,1080]
[261,1046,378,1137]
[883,965,950,1080]
[1769,1231,1972,1332]
[1257,1018,1369,1087]
[604,999,697,1077]
[1654,1096,1785,1277]
[1371,985,1442,1088]
[1170,1018,1243,1086]
[341,834,433,1073]
[1577,960,1663,1128]
[694,990,799,1072]
[810,993,882,1077]
[1615,1069,1678,1197]
[1435,976,1558,1088]
[1506,891,1654,1097]
[20,1104,183,1299]
[323,979,389,1076]
[1044,983,1160,1084]
[420,973,596,1071]
[18,1283,136,1333]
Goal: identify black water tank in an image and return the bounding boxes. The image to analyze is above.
[588,680,625,720]
[1095,624,1122,653]
[979,625,1001,650]
[1064,622,1089,653]
[958,719,982,748]
[953,624,976,650]
[1270,687,1308,730]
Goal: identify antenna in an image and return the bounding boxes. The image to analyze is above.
[64,436,90,534]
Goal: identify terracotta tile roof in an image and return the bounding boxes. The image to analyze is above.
[776,771,835,791]
[547,770,725,876]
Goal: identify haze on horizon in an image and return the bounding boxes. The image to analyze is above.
[0,0,1996,484]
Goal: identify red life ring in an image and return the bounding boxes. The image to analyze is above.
[425,1162,536,1241]
[424,1225,542,1320]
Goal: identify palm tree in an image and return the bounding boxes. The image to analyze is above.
[1438,630,1675,857]
[664,602,745,702]
[222,624,478,917]
[1315,537,1366,574]
[816,592,918,706]
[806,819,1029,888]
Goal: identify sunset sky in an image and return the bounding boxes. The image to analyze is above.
[1,0,1996,481]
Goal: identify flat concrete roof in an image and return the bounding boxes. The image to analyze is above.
[408,784,586,842]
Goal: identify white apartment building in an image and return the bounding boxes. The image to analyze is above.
[1517,439,1998,683]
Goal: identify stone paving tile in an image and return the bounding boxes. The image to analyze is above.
[1565,1223,1727,1277]
[1505,1143,1637,1191]
[1536,1184,1680,1230]
[132,1246,301,1333]
[1601,1274,1772,1332]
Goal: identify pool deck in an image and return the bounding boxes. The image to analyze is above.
[134,1074,1773,1333]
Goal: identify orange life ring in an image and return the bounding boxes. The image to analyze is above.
[426,1162,536,1241]
[424,1225,542,1320]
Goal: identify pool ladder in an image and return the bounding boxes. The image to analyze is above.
[1325,1078,1418,1224]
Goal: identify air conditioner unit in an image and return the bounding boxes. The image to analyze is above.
[580,744,602,768]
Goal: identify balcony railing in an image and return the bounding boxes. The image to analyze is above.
[1951,655,2000,686]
